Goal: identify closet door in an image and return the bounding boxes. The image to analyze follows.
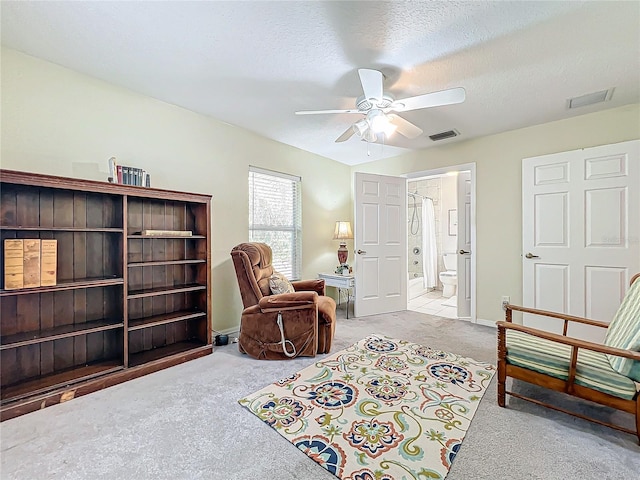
[522,140,640,342]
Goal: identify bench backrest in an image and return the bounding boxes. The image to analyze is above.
[604,275,640,382]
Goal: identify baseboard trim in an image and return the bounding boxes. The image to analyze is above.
[215,326,239,336]
[475,318,497,328]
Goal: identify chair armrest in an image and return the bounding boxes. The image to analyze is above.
[291,279,326,296]
[504,303,609,329]
[496,320,640,361]
[259,291,318,312]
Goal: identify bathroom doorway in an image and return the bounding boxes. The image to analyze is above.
[406,164,476,322]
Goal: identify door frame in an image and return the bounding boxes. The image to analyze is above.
[405,162,478,324]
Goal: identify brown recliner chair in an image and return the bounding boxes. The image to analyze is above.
[230,242,337,360]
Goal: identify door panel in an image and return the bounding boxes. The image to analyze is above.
[534,162,569,184]
[462,255,471,305]
[535,263,569,313]
[457,171,471,318]
[362,204,380,244]
[385,256,402,296]
[361,257,380,299]
[386,205,402,244]
[585,187,626,247]
[585,267,626,320]
[534,193,568,246]
[584,154,626,179]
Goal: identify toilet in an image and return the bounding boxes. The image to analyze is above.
[439,253,457,298]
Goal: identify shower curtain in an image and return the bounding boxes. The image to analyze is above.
[422,197,437,289]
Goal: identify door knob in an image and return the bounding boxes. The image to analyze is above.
[458,249,470,255]
[357,249,367,255]
[525,252,540,259]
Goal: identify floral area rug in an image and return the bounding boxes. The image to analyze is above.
[238,334,495,480]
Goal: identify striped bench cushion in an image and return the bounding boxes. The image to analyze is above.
[506,330,637,400]
[604,277,640,382]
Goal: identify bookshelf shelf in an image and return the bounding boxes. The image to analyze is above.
[0,169,211,421]
[0,277,124,296]
[128,310,206,331]
[127,234,206,239]
[128,341,209,368]
[1,361,124,404]
[0,226,123,233]
[0,319,124,350]
[127,283,206,299]
[127,259,206,268]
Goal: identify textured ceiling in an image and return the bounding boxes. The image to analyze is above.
[2,1,639,166]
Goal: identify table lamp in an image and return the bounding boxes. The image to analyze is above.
[333,221,353,266]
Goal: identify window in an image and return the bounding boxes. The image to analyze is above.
[249,167,302,279]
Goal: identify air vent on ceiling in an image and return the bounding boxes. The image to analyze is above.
[429,129,459,141]
[567,88,614,109]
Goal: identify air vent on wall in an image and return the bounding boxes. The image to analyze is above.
[429,129,459,141]
[567,88,614,109]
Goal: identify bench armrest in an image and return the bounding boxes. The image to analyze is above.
[503,303,609,329]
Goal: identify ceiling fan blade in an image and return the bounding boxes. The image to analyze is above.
[387,114,423,139]
[335,126,356,143]
[390,87,466,112]
[295,109,361,115]
[358,69,384,102]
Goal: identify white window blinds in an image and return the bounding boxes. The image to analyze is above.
[249,167,302,280]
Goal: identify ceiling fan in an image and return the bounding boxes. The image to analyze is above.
[295,69,465,143]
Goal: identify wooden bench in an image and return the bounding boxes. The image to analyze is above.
[497,273,640,443]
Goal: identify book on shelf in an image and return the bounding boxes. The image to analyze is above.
[22,239,41,288]
[40,239,57,287]
[3,239,58,290]
[108,157,117,183]
[138,230,193,237]
[112,164,150,187]
[4,239,24,290]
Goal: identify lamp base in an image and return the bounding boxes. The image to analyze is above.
[337,242,348,265]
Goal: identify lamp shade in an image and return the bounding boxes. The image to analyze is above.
[333,221,353,266]
[333,221,353,240]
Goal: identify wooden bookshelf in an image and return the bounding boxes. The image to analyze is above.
[0,169,212,421]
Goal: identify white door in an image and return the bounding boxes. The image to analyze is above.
[354,172,407,317]
[457,171,472,318]
[522,140,640,342]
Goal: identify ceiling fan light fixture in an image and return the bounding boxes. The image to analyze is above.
[367,110,397,138]
[380,120,397,137]
[352,119,369,137]
[363,129,377,143]
[366,109,386,133]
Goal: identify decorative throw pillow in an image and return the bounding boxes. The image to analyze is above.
[269,270,295,295]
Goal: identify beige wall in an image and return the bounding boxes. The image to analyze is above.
[352,103,640,323]
[0,47,352,333]
[3,47,639,329]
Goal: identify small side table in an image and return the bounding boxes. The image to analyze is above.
[318,273,355,319]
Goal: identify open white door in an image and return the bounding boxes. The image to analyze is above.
[354,172,407,317]
[457,171,472,318]
[522,140,640,342]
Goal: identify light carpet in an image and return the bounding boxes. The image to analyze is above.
[239,334,495,480]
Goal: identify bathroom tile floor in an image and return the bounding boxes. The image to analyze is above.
[408,289,458,319]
